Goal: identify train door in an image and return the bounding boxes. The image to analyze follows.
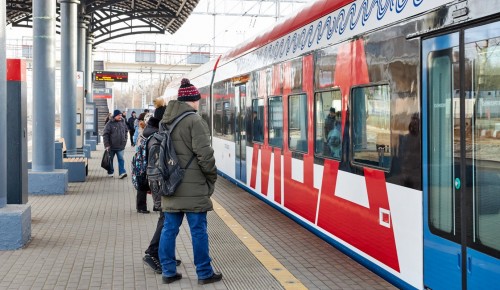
[423,22,500,290]
[234,84,247,183]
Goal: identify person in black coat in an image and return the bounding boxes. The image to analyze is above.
[127,111,137,146]
[102,110,128,178]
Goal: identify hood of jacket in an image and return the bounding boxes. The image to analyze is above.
[142,124,158,138]
[162,100,196,125]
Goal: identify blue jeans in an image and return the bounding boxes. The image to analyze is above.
[108,149,126,175]
[159,212,214,279]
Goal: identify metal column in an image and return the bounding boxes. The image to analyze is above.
[77,4,86,74]
[85,35,94,102]
[32,0,56,172]
[60,0,80,155]
[0,0,7,208]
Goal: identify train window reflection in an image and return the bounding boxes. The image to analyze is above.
[268,97,283,148]
[428,52,455,236]
[251,99,264,143]
[288,94,308,153]
[213,81,235,141]
[352,84,392,170]
[465,25,500,254]
[314,90,342,159]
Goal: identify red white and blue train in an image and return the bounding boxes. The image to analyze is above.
[163,0,500,289]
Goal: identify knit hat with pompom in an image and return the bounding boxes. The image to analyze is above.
[177,78,201,102]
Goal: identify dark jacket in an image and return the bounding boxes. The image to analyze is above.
[154,106,166,120]
[138,123,160,209]
[161,100,217,212]
[127,116,136,131]
[103,119,128,150]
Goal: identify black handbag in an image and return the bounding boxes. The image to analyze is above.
[101,150,112,171]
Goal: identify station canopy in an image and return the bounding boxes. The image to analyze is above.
[6,0,200,45]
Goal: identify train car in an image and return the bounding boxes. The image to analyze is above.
[163,1,500,289]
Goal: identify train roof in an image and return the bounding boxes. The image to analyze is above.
[223,0,354,61]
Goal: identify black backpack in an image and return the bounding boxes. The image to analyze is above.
[147,111,196,197]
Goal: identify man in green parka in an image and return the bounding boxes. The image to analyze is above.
[158,78,222,285]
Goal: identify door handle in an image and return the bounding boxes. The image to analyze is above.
[457,253,461,269]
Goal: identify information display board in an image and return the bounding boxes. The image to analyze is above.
[93,71,128,82]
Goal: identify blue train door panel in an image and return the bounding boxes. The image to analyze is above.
[235,84,247,183]
[423,22,500,290]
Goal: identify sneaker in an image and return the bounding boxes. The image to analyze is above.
[198,272,222,285]
[162,273,182,284]
[143,255,162,274]
[137,209,150,214]
[119,173,127,179]
[108,174,113,177]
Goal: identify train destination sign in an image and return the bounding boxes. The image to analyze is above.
[93,71,128,82]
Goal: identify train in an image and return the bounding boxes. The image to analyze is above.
[162,0,500,289]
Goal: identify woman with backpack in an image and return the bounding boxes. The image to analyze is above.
[131,116,183,273]
[134,116,160,213]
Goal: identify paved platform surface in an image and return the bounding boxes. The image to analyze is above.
[0,145,396,290]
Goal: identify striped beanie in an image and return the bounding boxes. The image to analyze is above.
[177,78,201,102]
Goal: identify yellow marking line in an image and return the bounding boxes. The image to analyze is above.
[212,199,307,290]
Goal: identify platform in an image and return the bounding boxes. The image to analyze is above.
[0,145,396,289]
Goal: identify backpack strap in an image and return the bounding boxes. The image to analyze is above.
[184,154,196,169]
[163,111,197,169]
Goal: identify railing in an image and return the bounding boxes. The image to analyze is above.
[6,38,232,66]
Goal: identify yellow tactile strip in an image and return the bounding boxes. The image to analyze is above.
[212,199,308,290]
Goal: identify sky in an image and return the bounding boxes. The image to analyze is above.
[116,0,311,50]
[7,0,311,51]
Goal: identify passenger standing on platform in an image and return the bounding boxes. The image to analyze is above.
[102,109,128,179]
[133,112,146,146]
[153,97,167,120]
[158,78,222,285]
[135,116,160,214]
[141,116,183,273]
[128,111,137,146]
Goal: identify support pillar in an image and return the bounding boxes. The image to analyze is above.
[0,0,31,250]
[60,0,80,155]
[6,59,28,204]
[77,4,86,74]
[85,34,94,102]
[0,0,7,209]
[29,0,68,195]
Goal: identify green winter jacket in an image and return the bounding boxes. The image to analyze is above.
[160,100,217,212]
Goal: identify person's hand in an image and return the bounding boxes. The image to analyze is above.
[106,146,110,151]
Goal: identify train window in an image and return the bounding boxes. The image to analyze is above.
[251,99,264,143]
[222,101,234,136]
[288,93,308,153]
[464,22,500,255]
[214,102,223,136]
[198,86,210,128]
[314,89,342,159]
[268,96,283,148]
[314,46,338,89]
[428,52,455,236]
[213,81,235,141]
[290,58,303,93]
[351,84,392,170]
